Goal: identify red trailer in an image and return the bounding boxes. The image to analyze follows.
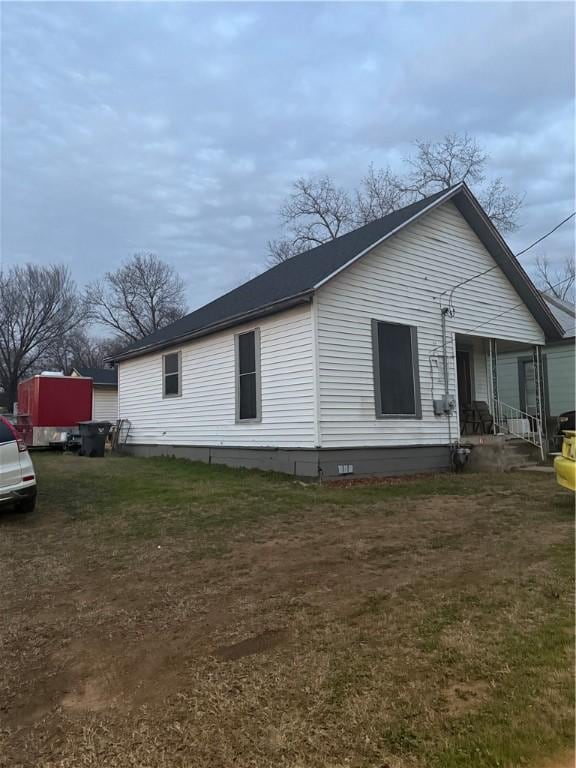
[17,374,93,448]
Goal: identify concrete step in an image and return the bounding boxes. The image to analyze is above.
[465,439,543,473]
[505,439,541,452]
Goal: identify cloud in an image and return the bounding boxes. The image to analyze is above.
[232,215,253,231]
[1,1,573,313]
[212,12,258,41]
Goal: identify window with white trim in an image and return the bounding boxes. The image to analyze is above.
[235,329,260,421]
[162,351,181,397]
[372,320,421,418]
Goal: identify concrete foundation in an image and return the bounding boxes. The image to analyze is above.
[121,443,452,479]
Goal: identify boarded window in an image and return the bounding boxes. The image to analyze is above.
[372,320,421,417]
[236,330,260,421]
[163,352,181,397]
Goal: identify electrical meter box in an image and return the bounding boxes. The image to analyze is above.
[433,395,457,416]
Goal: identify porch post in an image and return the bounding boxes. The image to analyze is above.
[532,345,547,460]
[489,338,499,434]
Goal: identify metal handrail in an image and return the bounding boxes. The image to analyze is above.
[492,398,543,451]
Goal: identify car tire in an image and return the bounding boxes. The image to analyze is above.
[17,494,36,514]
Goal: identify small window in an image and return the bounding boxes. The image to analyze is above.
[163,351,181,397]
[236,329,260,421]
[372,320,421,418]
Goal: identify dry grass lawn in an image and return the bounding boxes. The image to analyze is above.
[0,453,573,768]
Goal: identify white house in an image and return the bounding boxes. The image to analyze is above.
[71,367,118,423]
[110,184,563,478]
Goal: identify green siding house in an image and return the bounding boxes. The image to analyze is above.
[497,293,575,429]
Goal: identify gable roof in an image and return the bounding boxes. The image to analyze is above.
[541,292,575,338]
[73,367,118,386]
[110,183,563,362]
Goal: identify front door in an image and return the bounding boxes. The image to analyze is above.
[456,350,473,408]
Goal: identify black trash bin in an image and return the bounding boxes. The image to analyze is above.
[77,421,112,458]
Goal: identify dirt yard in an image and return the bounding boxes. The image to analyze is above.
[0,453,573,767]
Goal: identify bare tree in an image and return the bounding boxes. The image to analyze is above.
[43,329,125,373]
[266,238,306,266]
[267,177,354,265]
[406,135,522,233]
[0,264,79,407]
[534,255,575,302]
[477,177,524,234]
[355,165,413,225]
[85,253,187,342]
[406,133,487,192]
[268,133,523,263]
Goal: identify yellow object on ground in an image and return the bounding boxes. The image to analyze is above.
[554,431,576,492]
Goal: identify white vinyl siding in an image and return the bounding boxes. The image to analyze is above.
[118,305,316,448]
[315,201,545,448]
[545,345,575,415]
[92,388,118,423]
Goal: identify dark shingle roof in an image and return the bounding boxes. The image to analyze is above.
[112,189,450,360]
[75,367,118,386]
[110,183,563,362]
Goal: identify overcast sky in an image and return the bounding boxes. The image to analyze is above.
[1,1,574,312]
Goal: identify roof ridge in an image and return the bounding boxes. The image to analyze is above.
[111,187,453,360]
[109,181,561,362]
[170,186,454,320]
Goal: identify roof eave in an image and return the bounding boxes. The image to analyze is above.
[541,291,576,319]
[452,186,565,341]
[312,184,463,291]
[107,290,315,363]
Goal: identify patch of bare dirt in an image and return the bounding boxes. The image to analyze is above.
[534,753,576,768]
[442,681,492,716]
[214,628,289,661]
[326,473,433,487]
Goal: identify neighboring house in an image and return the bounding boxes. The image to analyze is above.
[110,183,563,478]
[71,367,118,423]
[497,292,575,428]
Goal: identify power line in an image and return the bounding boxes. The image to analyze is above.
[516,211,576,257]
[461,274,574,336]
[439,210,576,305]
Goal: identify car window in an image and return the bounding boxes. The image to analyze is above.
[0,420,16,444]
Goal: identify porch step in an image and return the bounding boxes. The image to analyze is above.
[464,437,542,473]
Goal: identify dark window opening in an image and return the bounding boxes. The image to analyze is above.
[372,320,421,417]
[236,330,260,421]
